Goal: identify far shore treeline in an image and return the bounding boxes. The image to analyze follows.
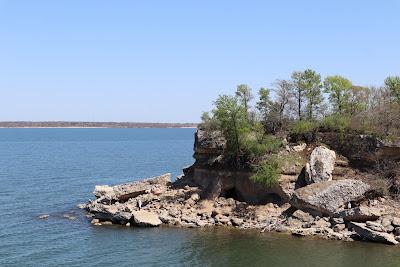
[0,121,198,128]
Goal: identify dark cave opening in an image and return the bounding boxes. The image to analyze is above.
[220,187,243,202]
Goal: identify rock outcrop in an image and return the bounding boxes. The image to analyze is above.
[305,146,336,184]
[81,129,400,246]
[291,179,370,215]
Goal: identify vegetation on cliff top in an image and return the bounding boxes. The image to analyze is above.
[199,69,400,187]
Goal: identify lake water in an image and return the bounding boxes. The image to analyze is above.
[1,128,400,267]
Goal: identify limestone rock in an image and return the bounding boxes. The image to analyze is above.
[392,217,400,227]
[131,211,162,227]
[291,143,307,152]
[334,206,382,222]
[366,221,386,232]
[306,146,336,184]
[349,222,398,245]
[93,173,171,202]
[291,179,370,215]
[292,210,314,223]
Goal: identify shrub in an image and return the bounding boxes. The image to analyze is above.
[250,157,281,187]
[320,114,351,133]
[289,120,319,136]
[241,132,283,159]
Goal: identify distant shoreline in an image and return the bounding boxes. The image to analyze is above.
[0,121,198,129]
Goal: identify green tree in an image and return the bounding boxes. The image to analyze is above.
[235,84,253,120]
[323,75,352,114]
[301,69,323,120]
[212,95,249,160]
[384,76,400,103]
[256,87,273,123]
[291,71,306,121]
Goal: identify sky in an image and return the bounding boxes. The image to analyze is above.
[0,0,399,123]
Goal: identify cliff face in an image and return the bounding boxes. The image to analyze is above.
[183,129,400,205]
[183,129,300,204]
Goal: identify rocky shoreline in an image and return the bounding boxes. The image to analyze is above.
[82,130,400,245]
[82,172,400,246]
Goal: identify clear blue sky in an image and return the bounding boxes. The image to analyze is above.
[1,0,399,122]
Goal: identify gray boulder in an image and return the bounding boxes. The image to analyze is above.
[291,179,370,215]
[349,222,398,245]
[306,146,336,184]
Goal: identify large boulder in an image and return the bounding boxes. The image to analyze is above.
[306,146,336,184]
[131,211,162,227]
[349,222,398,245]
[93,173,171,202]
[291,179,370,215]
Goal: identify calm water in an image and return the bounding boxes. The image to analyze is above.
[1,128,400,267]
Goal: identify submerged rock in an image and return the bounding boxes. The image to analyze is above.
[291,179,370,215]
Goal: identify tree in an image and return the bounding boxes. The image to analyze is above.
[256,87,273,123]
[301,69,323,120]
[347,85,370,115]
[323,75,352,114]
[212,95,249,161]
[384,76,400,103]
[235,84,253,120]
[291,71,306,121]
[273,79,293,125]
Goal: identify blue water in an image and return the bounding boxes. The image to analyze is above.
[1,128,400,267]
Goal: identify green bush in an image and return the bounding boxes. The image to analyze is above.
[241,133,282,159]
[289,120,319,136]
[250,157,281,187]
[321,114,351,133]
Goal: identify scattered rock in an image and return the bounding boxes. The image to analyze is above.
[231,217,244,227]
[291,143,307,152]
[392,217,400,227]
[292,210,314,223]
[38,214,49,220]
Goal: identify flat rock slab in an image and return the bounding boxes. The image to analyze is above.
[131,211,162,227]
[93,173,171,202]
[291,179,370,215]
[334,206,383,222]
[349,222,398,245]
